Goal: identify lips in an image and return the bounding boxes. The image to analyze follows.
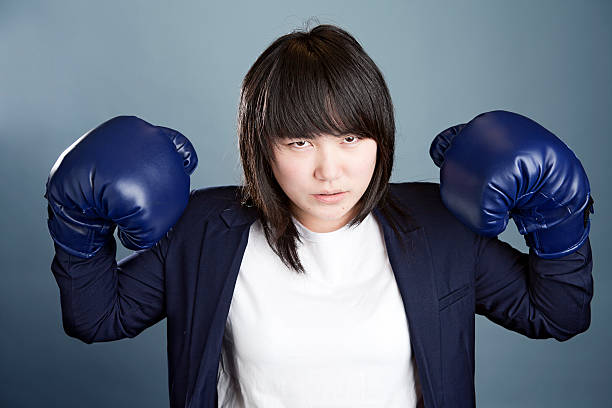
[312,191,347,203]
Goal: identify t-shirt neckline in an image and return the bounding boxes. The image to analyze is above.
[291,213,370,243]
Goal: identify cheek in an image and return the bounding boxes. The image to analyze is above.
[353,145,378,177]
[273,157,308,189]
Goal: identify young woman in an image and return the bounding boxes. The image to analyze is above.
[45,24,594,408]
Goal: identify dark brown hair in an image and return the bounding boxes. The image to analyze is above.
[237,23,413,274]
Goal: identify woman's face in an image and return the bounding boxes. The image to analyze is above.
[270,133,378,233]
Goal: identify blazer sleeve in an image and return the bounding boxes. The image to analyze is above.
[474,234,594,342]
[50,227,171,344]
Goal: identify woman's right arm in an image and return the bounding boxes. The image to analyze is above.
[45,116,198,343]
[50,227,172,343]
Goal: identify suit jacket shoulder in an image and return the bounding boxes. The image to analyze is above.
[388,181,477,239]
[185,185,242,218]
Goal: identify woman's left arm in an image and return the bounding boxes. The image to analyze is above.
[429,110,596,341]
[473,233,593,341]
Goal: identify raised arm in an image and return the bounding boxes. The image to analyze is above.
[473,234,593,341]
[44,116,198,343]
[429,110,595,340]
[50,226,172,343]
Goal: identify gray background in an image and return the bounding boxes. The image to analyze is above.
[1,0,610,407]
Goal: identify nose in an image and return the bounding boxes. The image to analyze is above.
[314,146,342,182]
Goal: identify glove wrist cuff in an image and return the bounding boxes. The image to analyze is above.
[524,195,595,258]
[46,201,115,259]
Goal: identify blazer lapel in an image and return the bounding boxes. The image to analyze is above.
[374,206,443,408]
[186,202,258,407]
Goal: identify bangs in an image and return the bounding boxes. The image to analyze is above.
[255,40,384,146]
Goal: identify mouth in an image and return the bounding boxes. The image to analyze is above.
[312,191,347,203]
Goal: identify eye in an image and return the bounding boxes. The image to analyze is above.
[343,135,361,144]
[288,140,311,149]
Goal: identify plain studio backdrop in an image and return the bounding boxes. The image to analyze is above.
[1,0,610,407]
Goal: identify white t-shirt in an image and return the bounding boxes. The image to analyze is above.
[217,212,423,407]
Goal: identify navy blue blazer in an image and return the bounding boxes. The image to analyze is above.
[50,182,593,408]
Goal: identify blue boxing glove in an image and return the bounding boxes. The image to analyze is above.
[44,116,198,258]
[429,110,594,259]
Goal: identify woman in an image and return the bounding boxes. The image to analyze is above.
[45,24,594,408]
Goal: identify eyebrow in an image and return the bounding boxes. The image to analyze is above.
[284,132,354,140]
